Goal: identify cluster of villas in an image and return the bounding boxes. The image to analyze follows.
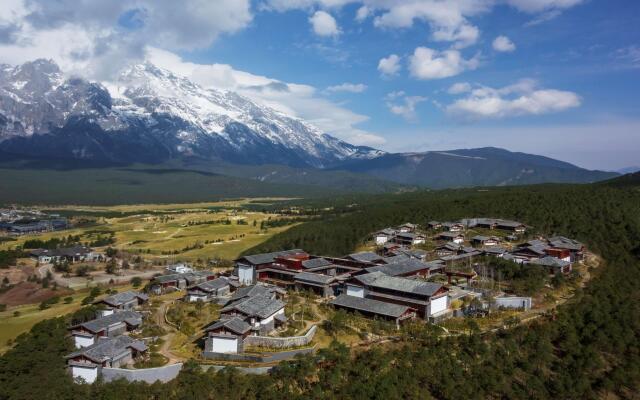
[65,291,150,383]
[375,219,583,275]
[63,217,587,379]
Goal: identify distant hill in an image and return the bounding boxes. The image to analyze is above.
[616,166,640,174]
[0,60,620,196]
[601,171,640,187]
[332,147,618,188]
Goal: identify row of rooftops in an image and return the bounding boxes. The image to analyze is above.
[29,245,96,258]
[66,291,150,367]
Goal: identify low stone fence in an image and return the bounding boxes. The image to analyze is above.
[243,325,317,349]
[202,347,315,363]
[494,296,532,310]
[101,363,183,384]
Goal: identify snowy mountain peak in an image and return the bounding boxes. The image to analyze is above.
[0,60,383,168]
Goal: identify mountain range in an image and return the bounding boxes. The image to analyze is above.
[0,59,618,199]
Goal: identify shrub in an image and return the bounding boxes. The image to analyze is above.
[131,276,142,288]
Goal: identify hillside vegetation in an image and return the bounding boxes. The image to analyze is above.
[1,181,639,399]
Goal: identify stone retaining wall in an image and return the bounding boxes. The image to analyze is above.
[201,365,272,375]
[101,363,183,384]
[244,325,317,349]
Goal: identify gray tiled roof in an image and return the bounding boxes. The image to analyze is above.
[438,242,462,252]
[382,254,411,264]
[301,258,332,269]
[228,284,280,302]
[438,232,464,239]
[355,271,444,297]
[331,294,411,318]
[375,228,397,236]
[365,259,438,277]
[71,311,142,333]
[395,232,423,240]
[221,295,285,319]
[65,336,147,363]
[294,271,335,285]
[523,239,548,248]
[153,273,183,284]
[347,251,382,263]
[548,236,583,251]
[520,244,550,256]
[204,317,251,335]
[530,256,570,268]
[189,277,230,292]
[238,249,304,265]
[440,251,481,261]
[472,235,491,241]
[97,291,148,307]
[496,220,525,229]
[483,246,507,255]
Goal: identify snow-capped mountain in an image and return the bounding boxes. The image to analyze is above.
[0,59,382,167]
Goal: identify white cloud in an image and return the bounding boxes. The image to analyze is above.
[447,79,581,119]
[309,10,340,37]
[613,45,640,69]
[0,0,253,80]
[372,1,487,48]
[506,0,584,13]
[378,54,401,76]
[326,82,367,93]
[507,0,584,25]
[385,92,426,121]
[432,23,480,49]
[147,48,384,146]
[448,82,471,94]
[492,35,516,52]
[409,47,479,80]
[263,0,585,41]
[355,5,370,22]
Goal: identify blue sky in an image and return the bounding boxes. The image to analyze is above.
[0,0,638,170]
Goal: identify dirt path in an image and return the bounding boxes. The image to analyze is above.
[155,300,186,364]
[165,228,183,240]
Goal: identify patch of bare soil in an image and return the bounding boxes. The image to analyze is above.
[0,281,72,306]
[0,267,31,285]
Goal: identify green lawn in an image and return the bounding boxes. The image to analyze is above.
[1,200,301,262]
[0,284,136,354]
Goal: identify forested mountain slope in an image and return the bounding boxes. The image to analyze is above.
[333,147,617,189]
[1,182,639,399]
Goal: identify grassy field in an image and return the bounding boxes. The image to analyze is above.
[1,199,300,262]
[0,199,301,352]
[0,284,135,353]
